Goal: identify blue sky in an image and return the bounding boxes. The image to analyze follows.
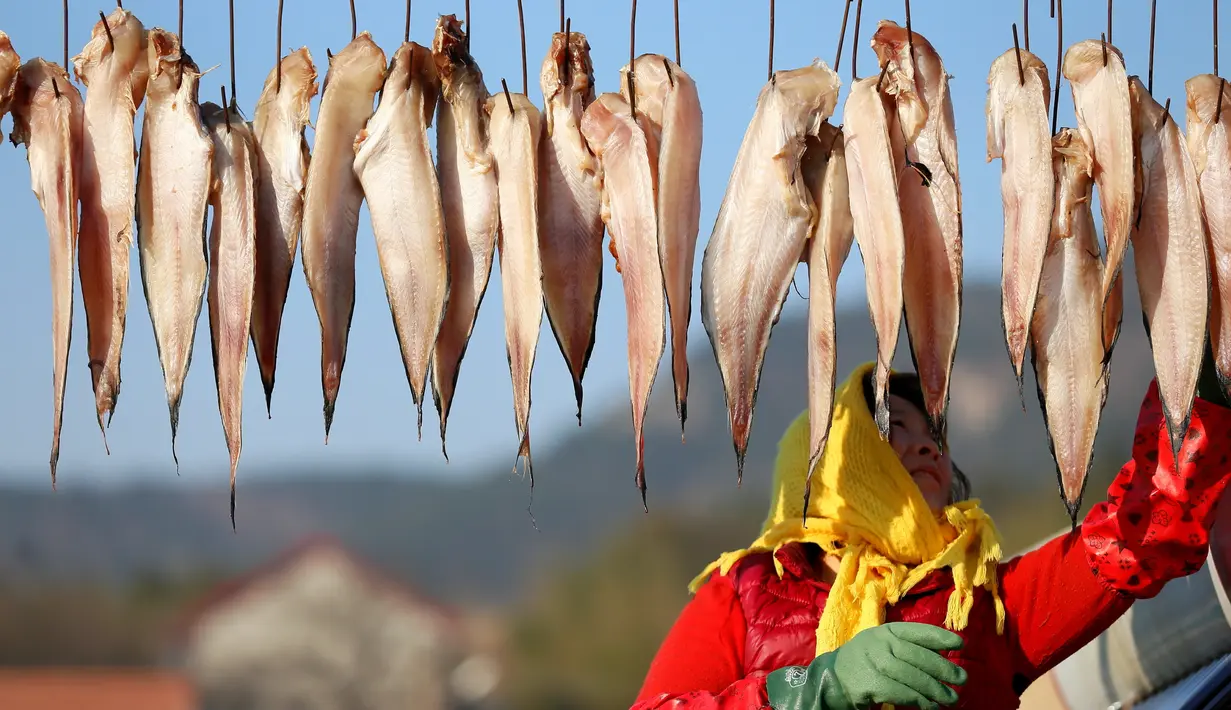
[0,0,1214,488]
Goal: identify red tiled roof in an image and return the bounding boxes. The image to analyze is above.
[0,668,196,710]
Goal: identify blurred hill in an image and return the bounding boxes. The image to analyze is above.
[0,273,1158,609]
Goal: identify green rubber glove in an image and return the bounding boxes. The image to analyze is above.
[1197,339,1230,410]
[766,622,967,710]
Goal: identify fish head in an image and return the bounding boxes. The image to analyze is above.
[255,47,319,131]
[767,60,842,137]
[1061,38,1126,84]
[145,29,205,101]
[323,32,387,98]
[541,30,594,106]
[385,42,440,125]
[618,53,675,125]
[0,31,20,122]
[433,13,482,99]
[1051,128,1094,238]
[580,92,636,157]
[72,8,145,86]
[1184,73,1230,174]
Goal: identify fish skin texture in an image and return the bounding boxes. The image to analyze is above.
[251,47,318,417]
[1063,39,1134,310]
[844,75,905,440]
[72,7,146,446]
[1129,76,1210,463]
[9,59,84,487]
[135,30,213,468]
[488,91,544,486]
[873,20,962,443]
[581,92,665,507]
[700,60,841,483]
[0,32,21,141]
[620,53,704,437]
[430,15,500,459]
[1186,74,1231,401]
[802,123,854,499]
[300,32,386,442]
[353,42,448,440]
[538,29,603,425]
[986,47,1054,389]
[201,102,257,529]
[1030,128,1117,526]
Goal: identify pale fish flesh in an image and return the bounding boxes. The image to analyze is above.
[251,47,318,415]
[1063,39,1134,309]
[430,15,500,457]
[135,29,212,467]
[538,29,603,424]
[700,60,841,482]
[872,20,962,442]
[72,7,146,445]
[353,42,448,439]
[580,92,664,506]
[489,90,543,483]
[1185,74,1231,400]
[843,75,906,438]
[986,46,1054,389]
[202,101,257,529]
[1031,128,1118,524]
[1129,76,1210,462]
[9,59,84,486]
[300,32,386,441]
[802,122,854,495]
[621,53,704,436]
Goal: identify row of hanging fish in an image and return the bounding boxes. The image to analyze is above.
[988,32,1226,523]
[0,7,707,517]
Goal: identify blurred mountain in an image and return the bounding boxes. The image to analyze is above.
[0,273,1159,608]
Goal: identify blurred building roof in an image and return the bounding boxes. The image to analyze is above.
[0,668,195,710]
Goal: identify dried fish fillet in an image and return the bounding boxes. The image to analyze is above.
[581,92,665,505]
[300,32,386,441]
[73,7,146,443]
[1063,39,1133,308]
[353,42,448,438]
[430,15,500,457]
[873,21,962,442]
[621,53,704,435]
[844,75,906,438]
[1129,76,1210,461]
[202,101,257,528]
[700,60,841,482]
[538,29,603,424]
[0,32,21,141]
[1031,129,1115,524]
[986,46,1054,388]
[252,47,318,416]
[1186,74,1231,400]
[802,123,854,488]
[489,91,544,483]
[135,30,212,466]
[10,59,84,486]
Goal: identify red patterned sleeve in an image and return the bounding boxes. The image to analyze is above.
[630,573,769,709]
[1081,381,1231,597]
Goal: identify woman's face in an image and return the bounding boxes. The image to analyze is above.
[887,393,954,512]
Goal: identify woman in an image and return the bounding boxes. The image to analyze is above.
[631,360,1231,709]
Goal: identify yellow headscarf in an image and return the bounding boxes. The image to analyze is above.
[691,362,1005,657]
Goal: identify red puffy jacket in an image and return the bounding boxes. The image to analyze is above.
[630,382,1231,709]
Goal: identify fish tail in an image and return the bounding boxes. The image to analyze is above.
[679,397,688,444]
[230,477,237,533]
[323,396,335,445]
[262,373,274,419]
[636,435,649,513]
[573,376,584,427]
[169,394,182,475]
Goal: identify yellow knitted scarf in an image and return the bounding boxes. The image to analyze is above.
[690,362,1005,657]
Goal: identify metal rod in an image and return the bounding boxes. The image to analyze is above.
[518,0,527,94]
[1023,0,1029,50]
[229,0,237,105]
[350,0,357,40]
[768,0,774,82]
[1148,0,1157,94]
[1218,78,1227,123]
[629,0,637,116]
[276,0,284,92]
[1101,32,1108,67]
[852,0,864,80]
[563,17,571,89]
[405,0,411,43]
[63,0,69,71]
[222,86,231,132]
[1218,0,1221,75]
[1052,0,1062,134]
[465,0,471,52]
[177,0,185,89]
[1107,0,1113,47]
[100,11,113,51]
[1157,97,1171,129]
[674,0,681,66]
[834,0,852,72]
[1013,23,1025,85]
[905,0,915,68]
[560,0,565,33]
[52,77,61,98]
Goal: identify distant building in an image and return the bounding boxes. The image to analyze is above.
[169,536,501,710]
